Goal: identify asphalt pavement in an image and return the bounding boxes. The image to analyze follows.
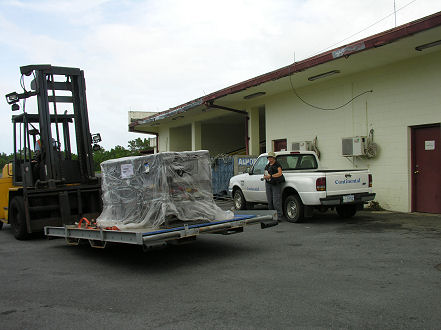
[0,207,440,329]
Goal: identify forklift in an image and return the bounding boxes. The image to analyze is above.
[0,65,102,239]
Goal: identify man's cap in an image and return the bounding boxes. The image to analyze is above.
[267,151,276,158]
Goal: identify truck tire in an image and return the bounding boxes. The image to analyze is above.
[10,196,30,240]
[233,189,247,210]
[336,205,357,218]
[284,194,304,223]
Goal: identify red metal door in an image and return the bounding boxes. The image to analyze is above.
[273,139,287,152]
[412,125,441,213]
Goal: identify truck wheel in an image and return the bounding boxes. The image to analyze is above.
[336,205,357,218]
[284,194,304,223]
[233,189,247,210]
[10,196,30,240]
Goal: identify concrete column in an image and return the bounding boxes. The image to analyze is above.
[191,121,202,151]
[248,107,260,156]
[159,128,170,152]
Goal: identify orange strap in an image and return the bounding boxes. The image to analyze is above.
[77,217,120,231]
[77,217,93,229]
[104,226,120,231]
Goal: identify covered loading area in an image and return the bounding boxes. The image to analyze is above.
[167,112,248,155]
[129,96,267,156]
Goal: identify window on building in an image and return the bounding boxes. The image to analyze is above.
[273,139,287,152]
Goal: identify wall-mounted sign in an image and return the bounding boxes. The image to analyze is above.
[425,140,435,151]
[238,158,256,166]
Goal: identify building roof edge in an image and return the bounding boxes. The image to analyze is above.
[130,10,441,127]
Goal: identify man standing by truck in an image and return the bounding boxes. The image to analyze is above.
[264,151,284,221]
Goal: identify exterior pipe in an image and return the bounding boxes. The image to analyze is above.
[142,231,181,242]
[203,101,249,155]
[204,101,248,116]
[245,116,249,155]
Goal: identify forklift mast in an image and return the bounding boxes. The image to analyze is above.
[9,65,98,187]
[4,65,102,239]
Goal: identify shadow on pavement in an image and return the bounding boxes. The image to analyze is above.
[47,235,263,272]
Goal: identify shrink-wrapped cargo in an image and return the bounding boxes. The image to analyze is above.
[97,150,233,229]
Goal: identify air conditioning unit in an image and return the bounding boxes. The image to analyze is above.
[291,141,312,151]
[342,136,366,156]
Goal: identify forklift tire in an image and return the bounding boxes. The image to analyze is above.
[10,196,30,240]
[0,221,3,230]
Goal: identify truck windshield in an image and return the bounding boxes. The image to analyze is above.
[277,154,317,170]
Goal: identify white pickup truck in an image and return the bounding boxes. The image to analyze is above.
[228,151,375,222]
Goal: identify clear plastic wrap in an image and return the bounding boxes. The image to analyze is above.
[97,150,234,229]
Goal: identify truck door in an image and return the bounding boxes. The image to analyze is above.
[245,156,268,202]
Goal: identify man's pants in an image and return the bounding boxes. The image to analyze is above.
[265,182,283,219]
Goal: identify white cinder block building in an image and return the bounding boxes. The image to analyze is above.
[130,12,441,214]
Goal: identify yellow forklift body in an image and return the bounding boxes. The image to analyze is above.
[0,163,14,222]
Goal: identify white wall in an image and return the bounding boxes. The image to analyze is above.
[169,125,191,151]
[264,50,441,212]
[158,127,169,152]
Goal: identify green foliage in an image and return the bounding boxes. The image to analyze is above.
[127,138,150,152]
[0,152,14,170]
[92,139,151,172]
[0,139,150,173]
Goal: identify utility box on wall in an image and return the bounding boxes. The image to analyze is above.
[342,136,366,156]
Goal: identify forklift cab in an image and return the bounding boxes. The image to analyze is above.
[7,65,101,189]
[12,113,84,187]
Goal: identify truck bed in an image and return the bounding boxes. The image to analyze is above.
[44,211,277,249]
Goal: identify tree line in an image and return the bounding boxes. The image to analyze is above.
[0,138,151,172]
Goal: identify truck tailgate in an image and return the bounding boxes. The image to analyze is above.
[325,170,370,196]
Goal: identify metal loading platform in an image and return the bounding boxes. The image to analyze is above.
[44,211,278,249]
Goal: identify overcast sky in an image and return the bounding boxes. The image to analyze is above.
[0,0,440,153]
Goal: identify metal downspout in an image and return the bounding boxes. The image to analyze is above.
[204,101,249,155]
[245,116,249,155]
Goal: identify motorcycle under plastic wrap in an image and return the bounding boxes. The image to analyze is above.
[97,150,234,229]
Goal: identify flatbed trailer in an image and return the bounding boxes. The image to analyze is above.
[44,211,278,249]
